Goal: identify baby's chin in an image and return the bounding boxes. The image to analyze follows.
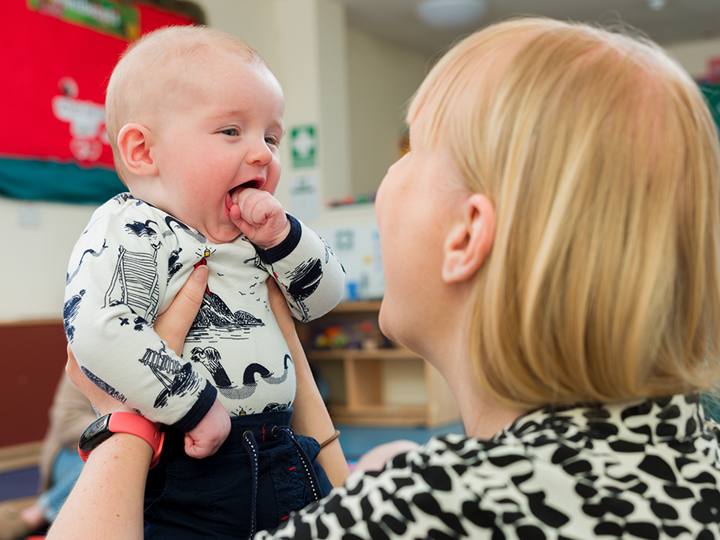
[202,222,243,245]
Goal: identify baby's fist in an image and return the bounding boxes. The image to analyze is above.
[230,188,291,248]
[184,398,231,459]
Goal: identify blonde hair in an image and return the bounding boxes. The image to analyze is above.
[105,25,265,183]
[409,18,720,408]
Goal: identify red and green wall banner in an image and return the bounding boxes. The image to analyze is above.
[1,1,197,204]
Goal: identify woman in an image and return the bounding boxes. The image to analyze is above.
[52,17,720,539]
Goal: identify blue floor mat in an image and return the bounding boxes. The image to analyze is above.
[337,422,465,459]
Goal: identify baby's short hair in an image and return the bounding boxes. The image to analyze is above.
[410,18,720,408]
[105,25,265,182]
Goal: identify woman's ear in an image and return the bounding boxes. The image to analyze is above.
[117,123,157,176]
[442,193,496,284]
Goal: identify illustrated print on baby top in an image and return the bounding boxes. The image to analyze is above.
[64,194,344,426]
[246,250,325,324]
[140,343,202,409]
[182,245,297,414]
[63,195,218,425]
[188,246,265,336]
[103,212,206,410]
[104,219,162,329]
[190,347,293,401]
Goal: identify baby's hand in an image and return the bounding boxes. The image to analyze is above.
[230,188,291,249]
[184,398,231,459]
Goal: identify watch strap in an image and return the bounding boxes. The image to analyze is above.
[79,412,164,469]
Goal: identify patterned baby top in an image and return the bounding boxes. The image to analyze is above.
[258,394,720,539]
[64,194,344,431]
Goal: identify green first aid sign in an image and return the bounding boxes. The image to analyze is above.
[291,125,317,168]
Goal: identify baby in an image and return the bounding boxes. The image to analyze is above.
[64,26,344,539]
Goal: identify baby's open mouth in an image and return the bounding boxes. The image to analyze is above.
[228,180,264,205]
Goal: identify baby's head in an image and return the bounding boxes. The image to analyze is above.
[410,18,720,408]
[106,25,266,183]
[105,26,285,244]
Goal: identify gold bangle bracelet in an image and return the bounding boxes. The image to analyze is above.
[319,429,341,449]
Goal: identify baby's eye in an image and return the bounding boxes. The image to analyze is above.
[265,136,280,147]
[220,128,239,136]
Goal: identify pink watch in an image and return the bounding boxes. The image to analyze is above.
[78,412,164,469]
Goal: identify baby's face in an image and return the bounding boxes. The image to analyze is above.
[147,51,284,244]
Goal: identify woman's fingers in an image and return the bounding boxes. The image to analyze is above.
[155,265,209,354]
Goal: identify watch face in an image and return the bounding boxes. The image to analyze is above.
[79,415,113,452]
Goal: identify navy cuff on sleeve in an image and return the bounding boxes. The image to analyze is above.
[255,214,302,265]
[172,380,218,433]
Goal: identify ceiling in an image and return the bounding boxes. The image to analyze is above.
[338,0,720,57]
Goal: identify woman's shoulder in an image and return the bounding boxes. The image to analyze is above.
[358,396,720,537]
[265,397,720,539]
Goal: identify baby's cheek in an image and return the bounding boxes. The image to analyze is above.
[262,181,278,195]
[264,163,281,195]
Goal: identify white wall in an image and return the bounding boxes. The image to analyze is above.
[317,0,352,202]
[347,28,429,196]
[199,0,281,67]
[0,197,96,321]
[664,36,720,78]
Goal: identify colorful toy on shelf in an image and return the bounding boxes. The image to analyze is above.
[327,192,377,207]
[314,325,346,349]
[312,319,389,350]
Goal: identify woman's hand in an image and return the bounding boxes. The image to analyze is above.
[65,265,209,415]
[154,265,209,355]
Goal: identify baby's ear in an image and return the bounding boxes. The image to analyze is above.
[117,123,157,176]
[442,193,495,284]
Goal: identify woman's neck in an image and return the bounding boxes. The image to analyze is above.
[445,352,524,440]
[421,301,524,440]
[456,381,525,440]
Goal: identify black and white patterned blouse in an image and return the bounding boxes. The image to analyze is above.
[258,394,720,539]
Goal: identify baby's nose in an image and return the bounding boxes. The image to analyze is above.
[248,139,272,164]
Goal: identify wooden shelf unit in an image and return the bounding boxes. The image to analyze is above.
[298,302,460,427]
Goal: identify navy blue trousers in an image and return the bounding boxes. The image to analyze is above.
[144,408,332,540]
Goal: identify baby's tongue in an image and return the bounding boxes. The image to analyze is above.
[228,185,246,205]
